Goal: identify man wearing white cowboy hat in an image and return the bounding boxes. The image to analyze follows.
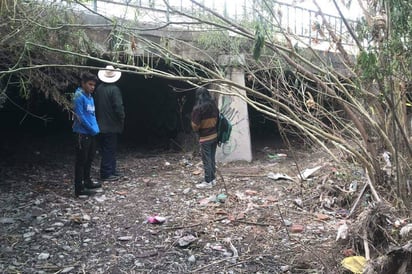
[94,65,125,181]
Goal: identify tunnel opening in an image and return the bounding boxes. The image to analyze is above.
[0,58,298,164]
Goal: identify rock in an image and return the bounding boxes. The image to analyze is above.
[23,232,35,238]
[82,215,91,221]
[280,265,290,272]
[0,217,15,224]
[178,235,197,247]
[37,252,50,260]
[188,255,196,263]
[62,245,72,251]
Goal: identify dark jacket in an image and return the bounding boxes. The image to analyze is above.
[191,103,219,143]
[94,83,125,133]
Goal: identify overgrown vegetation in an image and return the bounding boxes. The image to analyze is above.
[1,0,412,271]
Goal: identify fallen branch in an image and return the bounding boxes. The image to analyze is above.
[365,168,381,202]
[348,182,369,218]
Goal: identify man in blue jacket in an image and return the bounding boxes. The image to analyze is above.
[95,65,125,181]
[73,72,101,197]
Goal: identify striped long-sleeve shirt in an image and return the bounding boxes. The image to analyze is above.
[191,103,219,143]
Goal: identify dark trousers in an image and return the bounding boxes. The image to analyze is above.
[99,133,117,178]
[74,134,96,192]
[201,140,217,183]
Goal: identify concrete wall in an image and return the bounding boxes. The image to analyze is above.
[216,67,252,162]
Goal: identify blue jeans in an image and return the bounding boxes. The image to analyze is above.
[74,134,96,192]
[99,133,117,178]
[201,140,217,183]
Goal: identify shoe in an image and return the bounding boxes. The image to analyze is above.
[101,175,119,181]
[84,180,102,189]
[75,188,92,197]
[196,181,213,189]
[114,171,124,177]
[210,180,217,186]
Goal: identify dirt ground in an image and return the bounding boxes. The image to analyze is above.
[0,136,363,273]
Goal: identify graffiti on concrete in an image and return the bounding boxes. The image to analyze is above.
[218,94,247,157]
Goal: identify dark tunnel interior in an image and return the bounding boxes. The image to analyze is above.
[0,67,283,162]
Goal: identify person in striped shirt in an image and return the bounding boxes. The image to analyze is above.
[191,87,219,189]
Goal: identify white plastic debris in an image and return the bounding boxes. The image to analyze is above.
[300,166,322,180]
[382,151,391,167]
[336,222,349,241]
[294,198,303,208]
[400,223,412,238]
[267,172,294,181]
[349,181,358,192]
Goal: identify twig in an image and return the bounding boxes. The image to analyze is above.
[216,166,228,195]
[348,183,369,218]
[234,220,272,226]
[276,203,291,240]
[363,230,370,260]
[161,217,227,230]
[365,168,381,202]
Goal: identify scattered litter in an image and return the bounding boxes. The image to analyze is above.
[341,256,366,273]
[94,195,107,203]
[245,189,258,196]
[188,255,196,263]
[382,151,391,167]
[183,188,191,194]
[115,191,128,196]
[315,213,330,221]
[267,153,287,160]
[178,235,197,247]
[342,248,355,257]
[165,162,171,166]
[147,216,166,224]
[300,165,322,180]
[224,237,239,263]
[400,223,412,238]
[283,219,292,226]
[290,224,304,233]
[267,172,294,181]
[293,198,303,208]
[214,193,227,203]
[349,181,358,192]
[118,236,133,241]
[280,265,290,272]
[192,170,202,175]
[199,196,215,206]
[210,244,226,252]
[336,222,349,241]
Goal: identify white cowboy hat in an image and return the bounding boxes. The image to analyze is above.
[98,65,121,83]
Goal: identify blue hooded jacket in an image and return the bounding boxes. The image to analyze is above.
[72,87,100,135]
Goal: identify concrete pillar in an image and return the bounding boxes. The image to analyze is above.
[216,67,252,162]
